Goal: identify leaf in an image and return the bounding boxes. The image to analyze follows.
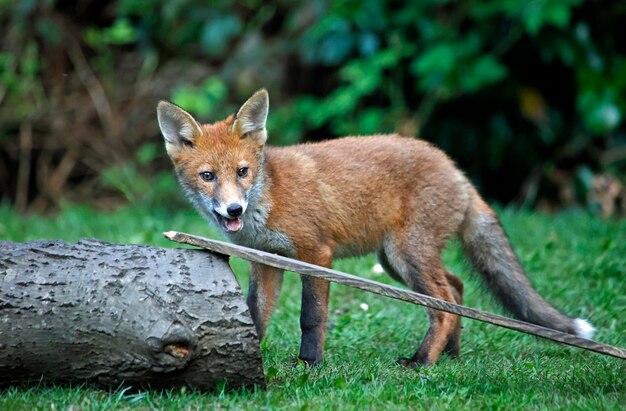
[35,18,62,45]
[136,143,158,166]
[600,238,613,252]
[318,33,354,65]
[266,366,279,380]
[296,372,309,386]
[357,32,380,56]
[301,15,354,65]
[200,14,242,56]
[413,44,457,77]
[519,87,548,125]
[577,91,622,134]
[356,108,384,134]
[333,377,347,388]
[524,0,582,35]
[171,77,228,117]
[106,18,137,44]
[460,55,508,93]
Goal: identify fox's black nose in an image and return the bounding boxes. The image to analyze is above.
[227,204,243,217]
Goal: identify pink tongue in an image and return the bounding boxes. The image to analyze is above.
[225,218,242,232]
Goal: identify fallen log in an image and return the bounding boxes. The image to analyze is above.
[0,239,264,390]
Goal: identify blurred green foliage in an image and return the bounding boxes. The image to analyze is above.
[1,0,625,209]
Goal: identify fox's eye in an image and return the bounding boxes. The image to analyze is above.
[237,167,249,177]
[199,171,215,182]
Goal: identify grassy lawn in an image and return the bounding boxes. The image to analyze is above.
[0,203,624,410]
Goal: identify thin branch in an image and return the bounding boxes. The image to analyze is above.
[165,231,626,361]
[61,20,119,139]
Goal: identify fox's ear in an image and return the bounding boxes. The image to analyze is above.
[232,88,269,146]
[156,101,203,156]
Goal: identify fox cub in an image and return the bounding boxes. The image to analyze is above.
[157,89,594,367]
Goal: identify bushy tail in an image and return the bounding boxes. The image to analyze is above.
[459,189,595,339]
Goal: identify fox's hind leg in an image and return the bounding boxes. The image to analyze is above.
[378,248,464,363]
[381,238,460,367]
[443,271,463,358]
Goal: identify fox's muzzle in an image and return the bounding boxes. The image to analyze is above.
[212,200,247,233]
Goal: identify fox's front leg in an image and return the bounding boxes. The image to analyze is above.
[246,262,284,340]
[298,247,333,365]
[299,276,330,364]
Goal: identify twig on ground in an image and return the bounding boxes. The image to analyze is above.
[165,230,626,361]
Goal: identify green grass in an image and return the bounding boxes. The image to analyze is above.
[0,203,624,410]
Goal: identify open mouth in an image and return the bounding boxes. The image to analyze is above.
[213,212,243,233]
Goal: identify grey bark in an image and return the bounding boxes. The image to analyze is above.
[0,239,265,391]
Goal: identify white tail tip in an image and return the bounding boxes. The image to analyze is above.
[574,318,596,340]
[371,263,385,275]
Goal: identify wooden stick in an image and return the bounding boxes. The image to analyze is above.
[164,231,626,360]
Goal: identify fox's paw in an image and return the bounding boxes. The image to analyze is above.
[396,357,431,369]
[443,342,461,359]
[294,355,323,367]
